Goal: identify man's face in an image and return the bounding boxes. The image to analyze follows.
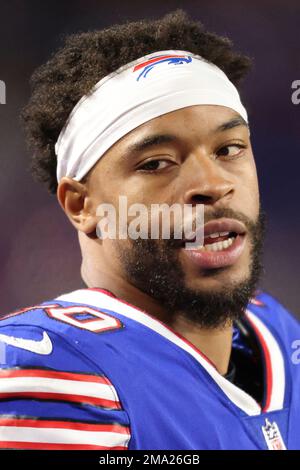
[85,105,264,327]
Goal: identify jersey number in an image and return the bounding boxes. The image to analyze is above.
[45,306,123,333]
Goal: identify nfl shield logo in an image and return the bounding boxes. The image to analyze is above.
[262,418,287,450]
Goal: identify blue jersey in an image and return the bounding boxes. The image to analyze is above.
[0,288,299,450]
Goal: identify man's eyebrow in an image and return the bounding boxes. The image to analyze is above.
[124,116,248,155]
[216,116,249,132]
[125,134,177,155]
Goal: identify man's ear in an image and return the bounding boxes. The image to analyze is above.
[57,177,97,234]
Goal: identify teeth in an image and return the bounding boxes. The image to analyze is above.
[198,236,235,251]
[207,231,230,239]
[209,232,220,239]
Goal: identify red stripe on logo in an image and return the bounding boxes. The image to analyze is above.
[133,55,185,71]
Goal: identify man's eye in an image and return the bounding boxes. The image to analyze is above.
[216,144,246,158]
[138,160,171,172]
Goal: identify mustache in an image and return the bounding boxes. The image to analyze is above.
[161,207,263,247]
[125,205,266,253]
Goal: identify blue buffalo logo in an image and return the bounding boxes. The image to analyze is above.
[133,54,192,81]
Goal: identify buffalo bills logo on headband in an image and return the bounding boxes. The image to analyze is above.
[133,54,192,81]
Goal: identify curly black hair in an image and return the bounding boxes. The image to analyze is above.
[21,9,252,194]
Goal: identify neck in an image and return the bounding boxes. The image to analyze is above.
[81,259,232,375]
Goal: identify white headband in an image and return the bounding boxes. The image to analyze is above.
[55,50,248,182]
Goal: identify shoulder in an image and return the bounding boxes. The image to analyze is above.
[0,288,129,393]
[0,289,132,449]
[0,289,131,368]
[0,288,128,340]
[0,287,157,405]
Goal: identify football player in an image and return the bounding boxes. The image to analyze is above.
[0,10,299,450]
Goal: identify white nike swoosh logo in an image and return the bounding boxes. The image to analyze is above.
[0,331,53,355]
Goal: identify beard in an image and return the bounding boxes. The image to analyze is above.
[117,206,266,329]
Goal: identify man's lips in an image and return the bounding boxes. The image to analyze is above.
[181,218,247,270]
[182,234,246,269]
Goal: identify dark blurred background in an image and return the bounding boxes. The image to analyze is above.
[0,0,299,316]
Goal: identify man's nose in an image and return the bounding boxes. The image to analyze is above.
[182,153,235,206]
